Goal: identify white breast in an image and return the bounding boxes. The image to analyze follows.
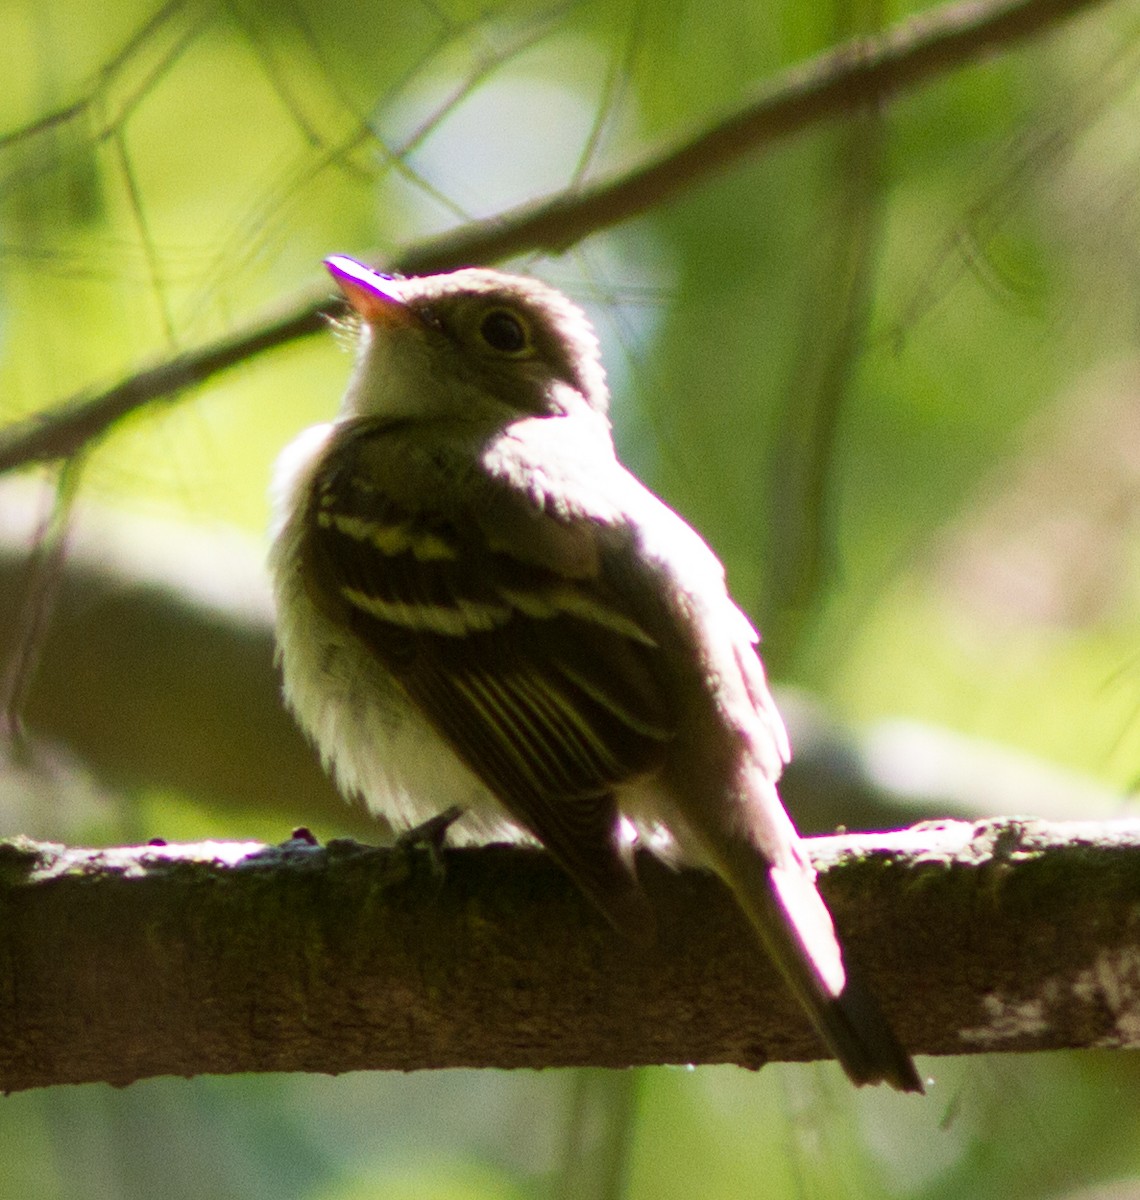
[268,424,519,843]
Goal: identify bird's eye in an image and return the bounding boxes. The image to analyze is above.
[479,308,530,355]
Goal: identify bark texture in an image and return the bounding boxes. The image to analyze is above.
[2,818,1138,1093]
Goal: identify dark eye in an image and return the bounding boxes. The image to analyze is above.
[479,308,529,354]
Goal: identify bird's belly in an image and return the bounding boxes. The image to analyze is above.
[275,577,521,843]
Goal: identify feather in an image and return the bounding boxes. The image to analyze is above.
[300,417,672,937]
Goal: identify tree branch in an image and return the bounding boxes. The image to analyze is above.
[0,0,1110,475]
[2,818,1138,1093]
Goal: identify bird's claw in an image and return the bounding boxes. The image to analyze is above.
[394,805,464,877]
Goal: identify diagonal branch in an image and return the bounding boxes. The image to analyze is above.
[2,818,1139,1093]
[0,0,1111,475]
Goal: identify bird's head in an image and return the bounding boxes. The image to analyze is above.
[326,256,610,425]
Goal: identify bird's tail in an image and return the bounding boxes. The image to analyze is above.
[718,837,922,1093]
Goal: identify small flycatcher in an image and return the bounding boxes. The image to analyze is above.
[270,256,920,1092]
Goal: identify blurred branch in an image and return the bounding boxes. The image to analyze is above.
[0,490,354,841]
[1,495,1124,841]
[0,0,191,152]
[763,69,890,665]
[0,0,1110,476]
[2,818,1139,1092]
[0,295,327,477]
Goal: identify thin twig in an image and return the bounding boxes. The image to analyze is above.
[0,0,190,152]
[0,458,85,738]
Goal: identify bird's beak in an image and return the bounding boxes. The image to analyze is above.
[325,256,415,327]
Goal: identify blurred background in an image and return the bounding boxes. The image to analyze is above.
[3,0,1140,1195]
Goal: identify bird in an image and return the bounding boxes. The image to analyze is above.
[268,254,922,1092]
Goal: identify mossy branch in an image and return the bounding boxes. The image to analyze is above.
[2,818,1138,1093]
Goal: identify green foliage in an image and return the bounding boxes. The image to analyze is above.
[4,0,1140,1195]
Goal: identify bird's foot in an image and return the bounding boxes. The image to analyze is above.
[395,805,464,877]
